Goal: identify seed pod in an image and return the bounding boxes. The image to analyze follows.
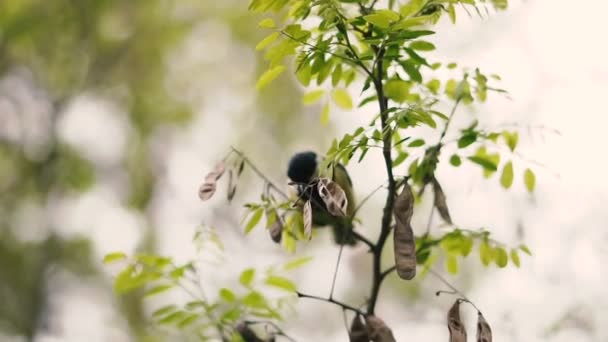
[349,314,369,342]
[447,300,467,342]
[476,312,492,342]
[365,315,396,342]
[303,200,312,240]
[227,169,238,201]
[432,177,452,224]
[205,160,226,182]
[198,181,216,201]
[269,219,283,243]
[392,182,416,280]
[235,322,264,342]
[317,177,348,216]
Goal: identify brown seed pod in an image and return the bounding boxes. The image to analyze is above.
[447,300,467,342]
[349,314,369,342]
[198,181,217,201]
[317,177,348,216]
[269,218,283,243]
[476,312,492,342]
[365,315,396,342]
[303,200,312,240]
[205,160,226,182]
[392,182,416,280]
[227,169,238,201]
[432,177,452,224]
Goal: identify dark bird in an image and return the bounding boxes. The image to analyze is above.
[287,151,357,245]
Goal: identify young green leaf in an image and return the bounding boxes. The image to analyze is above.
[510,249,521,268]
[331,88,353,109]
[458,132,477,148]
[245,207,264,233]
[385,79,411,102]
[103,252,127,264]
[519,244,532,255]
[495,247,508,267]
[302,89,325,105]
[500,161,514,189]
[524,168,535,192]
[256,65,286,90]
[255,32,279,50]
[502,131,518,151]
[239,268,256,287]
[449,155,462,167]
[265,275,297,292]
[258,18,275,29]
[219,288,237,303]
[410,40,435,51]
[446,254,459,274]
[283,256,313,270]
[145,284,174,297]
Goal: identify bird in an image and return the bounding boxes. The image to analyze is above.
[287,151,357,245]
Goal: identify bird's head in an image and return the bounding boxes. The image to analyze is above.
[287,151,318,185]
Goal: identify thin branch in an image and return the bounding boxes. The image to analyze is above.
[380,265,396,280]
[280,31,360,67]
[244,320,297,342]
[296,291,365,316]
[351,231,375,251]
[230,147,288,200]
[329,244,345,299]
[428,268,481,312]
[425,205,435,236]
[438,97,462,143]
[352,182,386,218]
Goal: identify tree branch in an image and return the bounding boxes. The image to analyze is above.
[230,147,288,200]
[296,291,365,316]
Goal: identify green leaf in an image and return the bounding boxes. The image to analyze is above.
[510,249,521,268]
[320,102,330,125]
[524,168,535,192]
[255,32,280,50]
[177,314,199,328]
[385,79,410,102]
[495,247,508,267]
[446,254,459,274]
[302,89,325,105]
[426,79,440,94]
[447,4,456,23]
[219,288,237,303]
[256,65,286,90]
[103,252,127,264]
[331,88,353,109]
[145,284,174,297]
[447,63,458,69]
[502,131,519,151]
[363,14,391,28]
[258,18,276,29]
[393,152,408,167]
[242,291,267,309]
[457,132,477,148]
[467,156,498,171]
[331,63,343,87]
[245,207,264,233]
[519,244,532,256]
[239,268,256,287]
[500,161,514,189]
[479,241,492,266]
[265,275,297,292]
[449,155,461,167]
[408,139,425,147]
[152,305,177,318]
[409,40,435,51]
[283,256,313,270]
[401,60,422,83]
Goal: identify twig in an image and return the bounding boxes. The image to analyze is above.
[351,231,375,251]
[428,268,481,312]
[425,205,435,236]
[230,147,288,200]
[296,291,365,315]
[329,244,345,299]
[352,183,386,219]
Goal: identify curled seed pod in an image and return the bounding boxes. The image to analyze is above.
[392,182,416,280]
[227,169,238,201]
[317,177,348,216]
[269,218,283,243]
[476,312,492,342]
[365,315,396,342]
[237,159,246,176]
[198,182,217,201]
[349,314,369,342]
[432,177,452,224]
[205,160,226,182]
[303,200,312,240]
[447,300,467,342]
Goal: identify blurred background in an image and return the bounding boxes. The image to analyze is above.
[1,0,607,341]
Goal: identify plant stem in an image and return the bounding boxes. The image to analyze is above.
[367,45,397,315]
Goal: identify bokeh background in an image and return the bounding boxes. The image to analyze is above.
[1,0,607,341]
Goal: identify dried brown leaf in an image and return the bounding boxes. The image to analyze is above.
[365,315,396,342]
[317,177,348,217]
[476,312,492,342]
[198,182,217,201]
[349,314,369,342]
[303,200,312,240]
[432,177,452,224]
[448,300,467,342]
[392,182,416,280]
